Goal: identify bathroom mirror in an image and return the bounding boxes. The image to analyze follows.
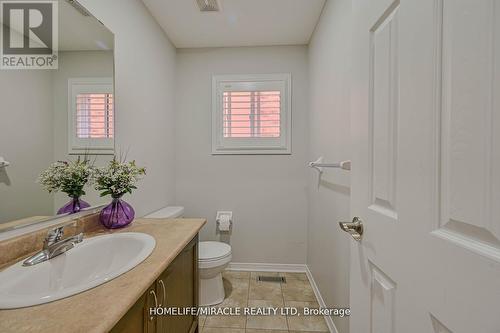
[0,0,114,232]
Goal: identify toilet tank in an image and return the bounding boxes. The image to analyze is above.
[145,206,185,219]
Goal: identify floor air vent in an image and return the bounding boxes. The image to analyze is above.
[257,276,286,283]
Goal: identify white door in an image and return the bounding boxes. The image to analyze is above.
[349,0,500,332]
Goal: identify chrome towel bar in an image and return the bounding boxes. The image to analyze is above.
[308,157,351,172]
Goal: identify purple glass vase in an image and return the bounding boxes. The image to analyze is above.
[57,196,90,215]
[99,197,135,229]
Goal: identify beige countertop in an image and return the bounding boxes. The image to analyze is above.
[0,218,206,333]
[0,216,50,232]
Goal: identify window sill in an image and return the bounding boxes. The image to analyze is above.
[211,147,291,155]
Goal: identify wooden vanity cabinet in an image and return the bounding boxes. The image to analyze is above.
[111,236,199,333]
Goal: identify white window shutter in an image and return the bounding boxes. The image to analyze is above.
[68,78,114,155]
[212,74,292,155]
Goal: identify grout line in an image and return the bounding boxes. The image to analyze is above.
[280,272,290,332]
[244,272,250,330]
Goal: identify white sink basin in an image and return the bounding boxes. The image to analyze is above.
[0,232,156,309]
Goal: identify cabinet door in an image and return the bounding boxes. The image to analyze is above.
[157,236,198,333]
[112,235,198,333]
[110,283,157,333]
[155,264,172,333]
[178,238,197,332]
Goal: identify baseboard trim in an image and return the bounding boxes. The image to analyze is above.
[305,266,339,333]
[227,262,307,272]
[226,262,339,333]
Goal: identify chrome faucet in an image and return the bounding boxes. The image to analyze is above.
[23,226,84,266]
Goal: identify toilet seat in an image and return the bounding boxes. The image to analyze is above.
[199,241,231,261]
[199,241,232,269]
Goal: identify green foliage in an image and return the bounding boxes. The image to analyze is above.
[93,157,146,198]
[37,156,95,198]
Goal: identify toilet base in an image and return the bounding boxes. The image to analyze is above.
[200,272,225,306]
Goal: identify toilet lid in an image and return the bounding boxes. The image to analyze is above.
[199,241,231,261]
[145,206,184,218]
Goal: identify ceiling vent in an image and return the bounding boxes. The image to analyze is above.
[196,0,220,12]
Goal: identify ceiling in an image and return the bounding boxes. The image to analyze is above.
[59,0,113,51]
[141,0,326,48]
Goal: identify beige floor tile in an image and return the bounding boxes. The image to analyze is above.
[286,317,329,333]
[214,278,249,308]
[215,295,248,308]
[280,272,309,282]
[224,277,250,292]
[223,270,251,280]
[248,279,283,301]
[282,280,316,302]
[201,327,245,333]
[250,271,280,279]
[245,299,288,331]
[285,300,320,309]
[285,301,329,332]
[204,315,247,329]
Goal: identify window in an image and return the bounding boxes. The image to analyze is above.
[68,78,114,155]
[76,93,113,139]
[212,74,291,154]
[222,91,281,138]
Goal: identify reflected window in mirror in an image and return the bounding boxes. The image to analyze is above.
[76,93,113,139]
[0,0,115,233]
[68,78,114,155]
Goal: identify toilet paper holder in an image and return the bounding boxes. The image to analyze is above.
[216,211,233,232]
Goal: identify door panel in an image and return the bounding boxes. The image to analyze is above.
[431,315,452,333]
[157,237,197,333]
[159,257,183,332]
[110,293,149,333]
[351,0,500,332]
[369,262,396,333]
[369,1,400,220]
[351,0,403,332]
[436,0,500,260]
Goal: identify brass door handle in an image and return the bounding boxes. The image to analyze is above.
[339,217,363,241]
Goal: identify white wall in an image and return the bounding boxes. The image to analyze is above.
[79,0,177,216]
[52,51,114,211]
[0,71,54,223]
[175,46,309,264]
[307,0,352,332]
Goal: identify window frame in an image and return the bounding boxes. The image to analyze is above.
[68,77,114,155]
[212,73,292,155]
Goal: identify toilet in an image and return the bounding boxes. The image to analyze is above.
[145,206,232,306]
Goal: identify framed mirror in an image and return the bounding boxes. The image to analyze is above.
[0,0,114,233]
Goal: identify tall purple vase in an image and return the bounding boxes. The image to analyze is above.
[99,197,135,229]
[57,196,90,215]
